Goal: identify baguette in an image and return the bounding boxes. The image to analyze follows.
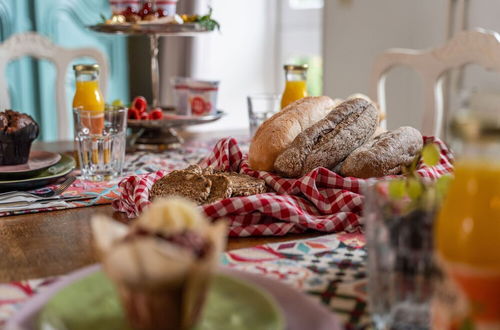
[274,98,378,178]
[340,126,423,178]
[248,96,341,172]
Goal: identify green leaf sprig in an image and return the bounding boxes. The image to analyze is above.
[388,142,453,211]
[197,7,221,32]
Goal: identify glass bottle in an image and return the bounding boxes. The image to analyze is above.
[280,64,308,109]
[432,111,500,329]
[72,64,105,135]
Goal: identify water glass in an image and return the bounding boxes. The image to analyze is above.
[73,106,127,181]
[363,181,438,330]
[247,94,280,136]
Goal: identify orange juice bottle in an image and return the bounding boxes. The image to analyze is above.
[72,64,105,135]
[280,64,308,109]
[433,118,500,329]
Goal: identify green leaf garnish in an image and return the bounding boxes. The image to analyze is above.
[422,143,440,167]
[389,180,407,199]
[407,178,423,200]
[197,7,221,31]
[111,99,123,106]
[100,13,107,23]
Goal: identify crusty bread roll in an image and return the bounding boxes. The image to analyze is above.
[248,96,341,172]
[340,126,423,178]
[274,98,379,178]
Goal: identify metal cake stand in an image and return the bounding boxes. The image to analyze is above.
[88,22,223,151]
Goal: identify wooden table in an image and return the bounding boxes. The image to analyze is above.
[0,130,321,282]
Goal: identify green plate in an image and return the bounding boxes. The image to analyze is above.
[0,154,75,191]
[37,271,284,330]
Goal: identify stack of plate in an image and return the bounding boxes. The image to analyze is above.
[0,151,75,191]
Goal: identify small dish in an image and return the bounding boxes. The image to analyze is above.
[0,151,61,179]
[0,154,75,191]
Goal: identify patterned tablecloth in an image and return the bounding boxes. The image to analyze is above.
[0,137,235,217]
[0,232,370,329]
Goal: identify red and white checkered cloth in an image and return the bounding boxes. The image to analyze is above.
[112,136,454,236]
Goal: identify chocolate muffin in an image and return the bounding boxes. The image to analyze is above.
[0,110,39,165]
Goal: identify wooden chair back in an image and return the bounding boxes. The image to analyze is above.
[370,28,500,137]
[0,32,108,140]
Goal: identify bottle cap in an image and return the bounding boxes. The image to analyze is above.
[73,64,100,73]
[283,64,308,71]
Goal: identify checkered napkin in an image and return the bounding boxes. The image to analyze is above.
[112,136,454,237]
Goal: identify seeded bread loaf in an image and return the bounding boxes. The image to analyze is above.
[150,165,267,204]
[340,126,423,178]
[248,96,342,172]
[274,98,379,178]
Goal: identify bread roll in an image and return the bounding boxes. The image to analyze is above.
[274,98,379,178]
[340,126,423,178]
[248,96,341,172]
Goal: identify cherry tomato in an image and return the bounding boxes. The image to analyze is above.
[128,108,140,120]
[149,108,164,120]
[132,96,147,113]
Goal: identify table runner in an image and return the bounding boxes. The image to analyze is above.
[0,139,228,217]
[0,231,370,329]
[114,136,454,236]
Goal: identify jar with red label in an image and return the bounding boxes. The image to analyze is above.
[155,0,178,17]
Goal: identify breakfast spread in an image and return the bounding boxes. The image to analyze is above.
[149,165,267,204]
[91,198,227,330]
[249,95,425,179]
[0,110,39,165]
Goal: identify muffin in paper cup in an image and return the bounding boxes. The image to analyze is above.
[0,110,39,165]
[91,198,227,330]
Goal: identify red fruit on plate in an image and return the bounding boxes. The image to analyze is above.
[139,1,153,18]
[149,108,163,120]
[131,96,147,113]
[128,108,140,120]
[140,112,150,120]
[156,8,168,17]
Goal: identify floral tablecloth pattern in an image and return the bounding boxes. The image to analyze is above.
[0,231,370,329]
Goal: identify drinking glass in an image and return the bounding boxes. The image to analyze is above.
[73,106,127,181]
[247,93,280,137]
[364,181,438,330]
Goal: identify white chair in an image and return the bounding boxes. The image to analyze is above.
[0,32,108,140]
[370,28,500,138]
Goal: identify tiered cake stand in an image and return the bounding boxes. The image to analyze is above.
[89,23,224,151]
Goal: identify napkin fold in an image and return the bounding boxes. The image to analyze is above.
[0,195,69,213]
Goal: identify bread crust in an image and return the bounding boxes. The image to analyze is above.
[248,96,340,172]
[274,98,378,178]
[340,126,423,178]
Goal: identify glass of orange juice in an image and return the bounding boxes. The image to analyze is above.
[280,64,308,109]
[433,112,500,329]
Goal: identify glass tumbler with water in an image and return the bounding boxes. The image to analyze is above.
[247,93,280,137]
[364,181,438,330]
[73,106,127,181]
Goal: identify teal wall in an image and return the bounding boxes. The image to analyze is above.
[0,0,129,141]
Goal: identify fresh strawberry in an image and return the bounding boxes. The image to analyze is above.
[131,96,147,113]
[128,108,140,120]
[140,111,150,120]
[149,108,163,120]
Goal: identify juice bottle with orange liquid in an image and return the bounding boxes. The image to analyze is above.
[280,64,308,109]
[433,115,500,329]
[72,64,106,166]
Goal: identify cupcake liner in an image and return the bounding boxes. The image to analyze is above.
[91,215,227,330]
